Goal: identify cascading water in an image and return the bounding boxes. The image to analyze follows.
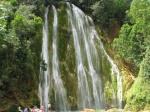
[67,3,105,109]
[87,13,122,109]
[51,5,69,111]
[67,3,91,109]
[67,2,122,109]
[39,6,50,112]
[39,3,122,111]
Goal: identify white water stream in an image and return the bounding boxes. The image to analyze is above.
[87,13,122,109]
[67,3,105,109]
[39,3,122,111]
[51,5,69,111]
[67,3,122,109]
[39,6,50,112]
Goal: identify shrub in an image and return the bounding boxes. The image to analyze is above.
[10,0,18,6]
[7,104,18,112]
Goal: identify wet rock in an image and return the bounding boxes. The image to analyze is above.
[105,108,120,112]
[81,108,95,112]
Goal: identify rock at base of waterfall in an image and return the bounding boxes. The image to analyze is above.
[81,108,95,112]
[104,108,121,112]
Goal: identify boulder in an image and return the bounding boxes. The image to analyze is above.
[81,108,95,112]
[105,108,121,112]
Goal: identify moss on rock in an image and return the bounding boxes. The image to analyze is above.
[125,65,150,111]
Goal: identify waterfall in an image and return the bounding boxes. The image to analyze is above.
[51,5,69,111]
[67,3,105,109]
[39,3,122,111]
[87,12,122,109]
[67,3,91,109]
[38,6,50,112]
[67,2,122,109]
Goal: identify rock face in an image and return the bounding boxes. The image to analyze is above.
[81,108,95,112]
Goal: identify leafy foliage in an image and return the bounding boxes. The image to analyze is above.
[113,0,150,110]
[91,0,127,28]
[0,0,149,111]
[142,46,150,79]
[113,0,150,67]
[0,0,43,108]
[113,23,144,65]
[0,1,13,35]
[12,14,35,39]
[7,104,18,112]
[10,0,18,6]
[125,76,150,111]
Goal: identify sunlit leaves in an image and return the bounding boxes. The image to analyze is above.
[142,46,150,79]
[15,5,36,18]
[114,1,150,109]
[12,14,34,38]
[34,16,42,29]
[0,1,12,34]
[113,0,150,66]
[12,5,42,39]
[0,0,43,100]
[126,77,150,111]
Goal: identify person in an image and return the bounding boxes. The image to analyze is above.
[40,59,47,71]
[40,105,44,112]
[48,103,51,111]
[18,107,23,112]
[105,106,108,111]
[24,108,29,112]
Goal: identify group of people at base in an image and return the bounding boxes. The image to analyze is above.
[19,104,51,112]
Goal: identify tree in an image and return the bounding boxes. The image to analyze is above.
[91,0,127,28]
[114,1,150,110]
[113,23,144,65]
[113,0,150,66]
[0,0,42,103]
[12,14,35,39]
[142,46,150,79]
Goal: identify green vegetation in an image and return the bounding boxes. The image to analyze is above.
[113,0,150,67]
[91,0,127,29]
[142,47,150,79]
[113,0,150,110]
[0,0,149,111]
[0,0,43,110]
[125,46,150,111]
[125,72,150,111]
[7,104,18,112]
